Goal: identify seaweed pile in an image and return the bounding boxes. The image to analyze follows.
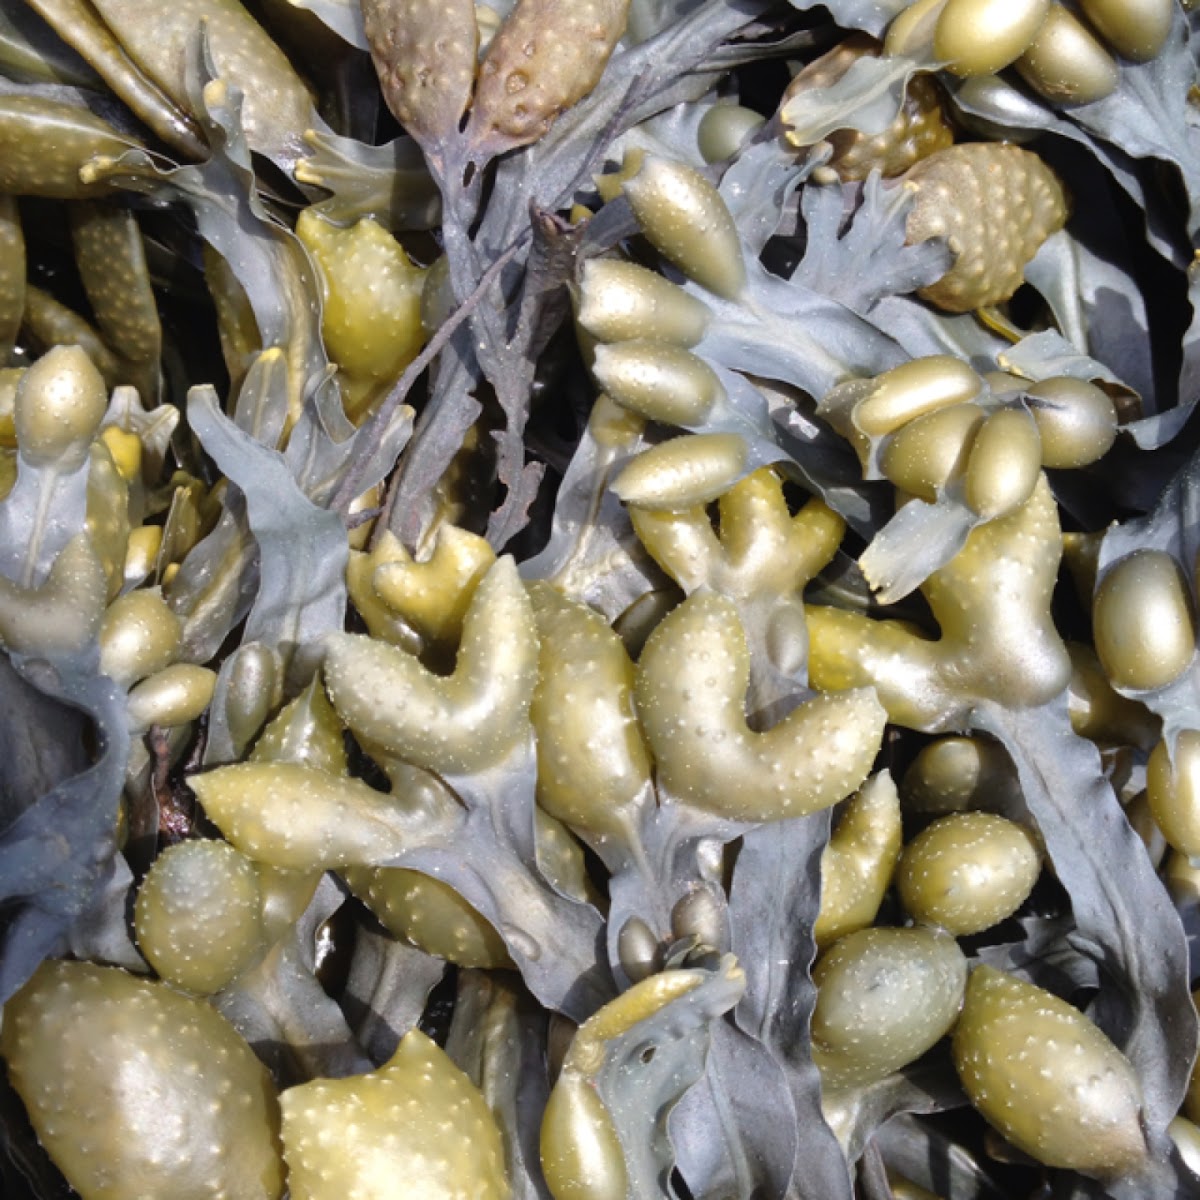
[1,0,1199,1197]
